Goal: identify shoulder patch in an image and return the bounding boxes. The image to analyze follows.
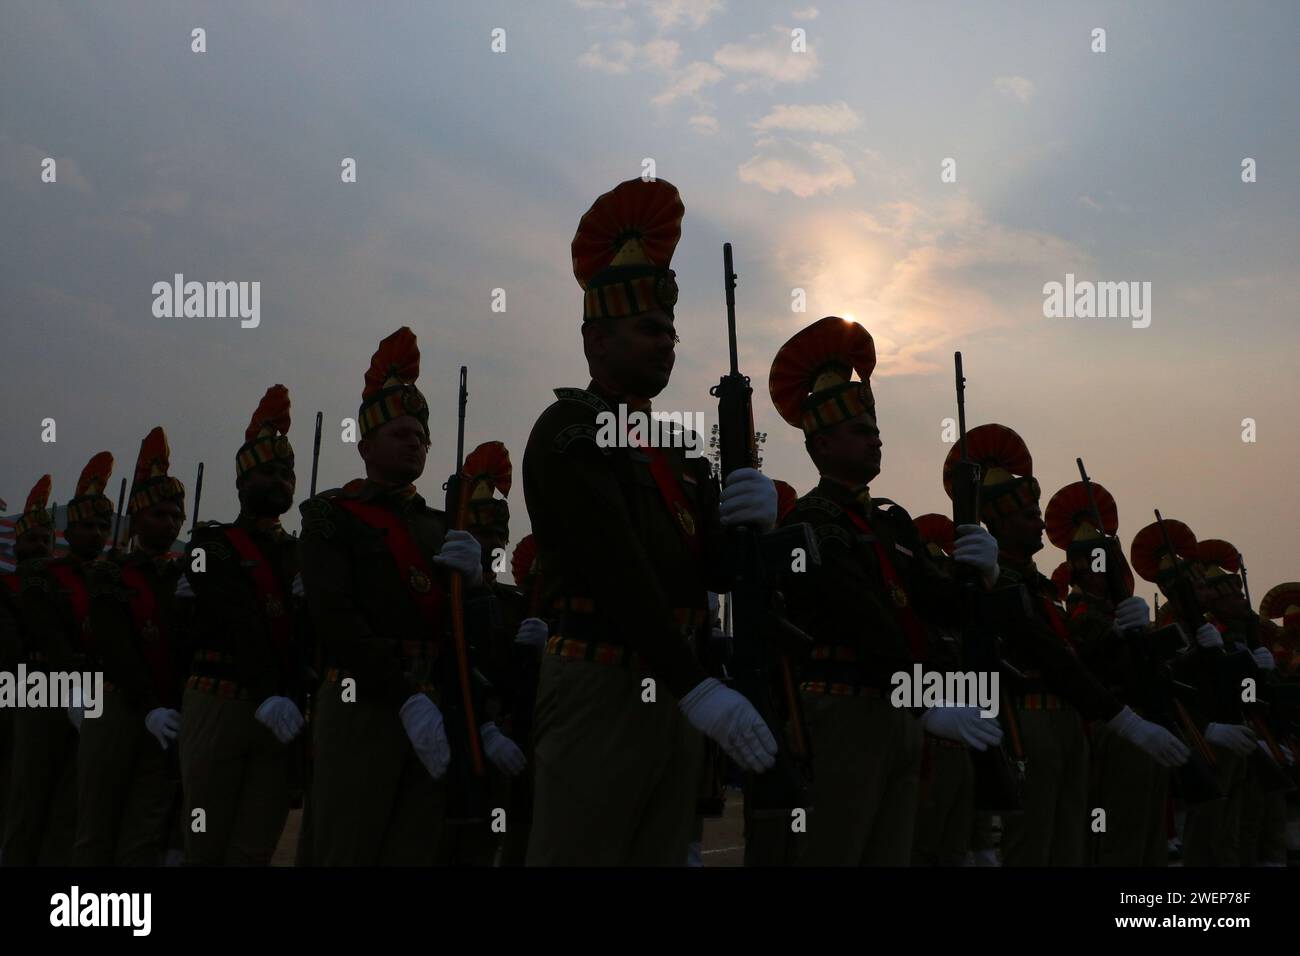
[797,495,844,520]
[299,497,338,540]
[553,387,611,414]
[814,524,854,548]
[552,422,603,454]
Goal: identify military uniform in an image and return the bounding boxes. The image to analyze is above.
[76,428,187,866]
[180,385,302,865]
[525,179,728,866]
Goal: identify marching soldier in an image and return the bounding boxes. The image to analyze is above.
[1043,479,1168,866]
[1,476,58,864]
[908,513,976,867]
[945,425,1187,866]
[179,385,306,864]
[768,317,1003,866]
[6,456,114,866]
[1130,519,1255,866]
[297,327,489,866]
[79,428,188,865]
[523,178,781,866]
[1260,584,1300,677]
[441,440,528,865]
[503,533,548,865]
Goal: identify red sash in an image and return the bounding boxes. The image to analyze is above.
[47,562,91,645]
[626,422,701,559]
[1,575,19,596]
[844,508,928,662]
[120,563,179,708]
[222,528,292,646]
[336,499,445,636]
[1041,596,1075,650]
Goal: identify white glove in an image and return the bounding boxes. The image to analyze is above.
[1107,706,1190,768]
[513,617,549,649]
[254,696,305,745]
[1195,623,1223,650]
[1204,722,1257,757]
[719,468,777,532]
[144,707,181,750]
[174,575,195,599]
[399,693,451,780]
[953,524,1000,588]
[921,706,1003,751]
[432,529,484,587]
[291,573,304,598]
[1252,646,1276,672]
[1113,596,1151,632]
[678,677,777,773]
[1280,744,1296,767]
[480,721,527,777]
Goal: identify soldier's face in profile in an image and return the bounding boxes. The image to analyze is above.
[812,412,882,484]
[14,530,53,562]
[998,501,1044,556]
[239,459,296,517]
[135,501,184,553]
[588,310,677,398]
[66,516,111,560]
[360,416,429,485]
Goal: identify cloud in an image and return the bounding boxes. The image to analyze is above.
[1078,194,1103,211]
[770,198,1085,374]
[642,38,681,69]
[689,114,719,134]
[578,40,638,73]
[0,143,93,196]
[994,75,1035,103]
[753,101,861,134]
[738,138,855,197]
[652,61,725,105]
[792,6,819,18]
[715,28,819,89]
[647,0,724,30]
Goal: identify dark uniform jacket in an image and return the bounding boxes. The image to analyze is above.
[780,478,960,689]
[86,552,187,715]
[185,515,299,705]
[522,383,724,700]
[18,555,97,675]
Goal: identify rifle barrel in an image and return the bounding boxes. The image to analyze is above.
[310,411,323,498]
[723,243,739,377]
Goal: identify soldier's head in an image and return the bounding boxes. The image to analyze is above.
[65,515,111,561]
[14,528,54,562]
[804,411,882,486]
[359,415,430,486]
[132,500,184,554]
[582,309,677,400]
[984,497,1045,560]
[237,458,296,518]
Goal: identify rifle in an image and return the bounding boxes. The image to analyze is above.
[1236,551,1295,788]
[309,411,323,498]
[110,477,127,555]
[188,462,204,538]
[710,242,818,818]
[290,415,326,816]
[951,352,1024,812]
[443,366,488,823]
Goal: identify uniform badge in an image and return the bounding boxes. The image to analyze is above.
[402,388,427,417]
[890,584,909,609]
[409,566,432,594]
[675,502,696,537]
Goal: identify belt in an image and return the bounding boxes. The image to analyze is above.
[809,644,861,663]
[186,674,249,700]
[323,667,436,696]
[545,635,646,671]
[926,733,968,751]
[800,680,883,698]
[1016,692,1063,711]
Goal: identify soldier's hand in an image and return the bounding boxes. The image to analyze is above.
[719,468,777,531]
[678,677,777,773]
[399,693,451,780]
[291,573,305,599]
[255,696,306,744]
[1107,706,1189,767]
[433,529,485,587]
[921,706,1003,751]
[1204,722,1257,758]
[514,617,549,650]
[481,721,527,777]
[144,707,182,750]
[174,575,195,600]
[1251,646,1276,672]
[952,525,999,587]
[1113,596,1151,632]
[1195,623,1224,650]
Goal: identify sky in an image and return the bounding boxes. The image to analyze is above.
[2,0,1298,594]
